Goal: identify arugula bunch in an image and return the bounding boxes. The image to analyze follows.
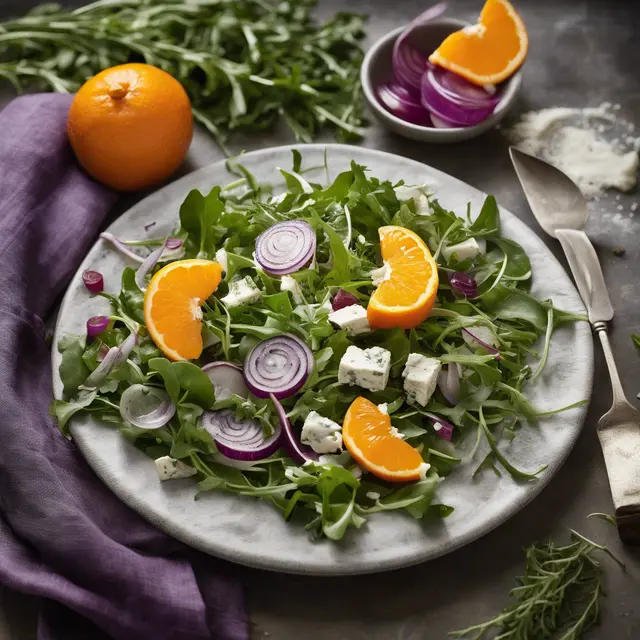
[0,0,366,153]
[52,150,586,540]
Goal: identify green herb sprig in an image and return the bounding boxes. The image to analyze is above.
[450,528,624,640]
[0,0,366,153]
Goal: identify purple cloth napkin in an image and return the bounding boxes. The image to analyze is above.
[0,94,249,640]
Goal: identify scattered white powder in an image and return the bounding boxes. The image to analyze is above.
[505,103,640,199]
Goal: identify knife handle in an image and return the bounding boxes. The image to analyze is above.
[555,228,614,324]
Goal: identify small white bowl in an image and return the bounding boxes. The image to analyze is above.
[361,17,522,143]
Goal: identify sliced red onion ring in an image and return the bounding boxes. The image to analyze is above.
[421,64,500,127]
[202,362,249,401]
[244,334,313,399]
[437,364,460,405]
[392,2,449,95]
[201,410,282,461]
[255,220,316,276]
[87,315,110,338]
[82,270,104,293]
[449,271,478,298]
[271,393,318,464]
[423,412,454,440]
[430,112,458,129]
[84,331,138,389]
[376,83,433,125]
[462,327,501,359]
[135,238,169,291]
[119,384,176,429]
[331,289,360,311]
[165,238,183,251]
[100,232,145,264]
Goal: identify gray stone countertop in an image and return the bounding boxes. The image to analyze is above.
[0,0,639,638]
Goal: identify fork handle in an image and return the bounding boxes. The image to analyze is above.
[593,322,628,407]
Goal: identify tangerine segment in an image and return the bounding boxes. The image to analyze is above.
[428,0,528,86]
[343,397,429,483]
[367,226,439,330]
[144,259,222,361]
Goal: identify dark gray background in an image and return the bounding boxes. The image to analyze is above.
[1,0,639,638]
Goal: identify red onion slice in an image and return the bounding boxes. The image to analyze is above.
[165,238,183,251]
[331,289,360,311]
[135,238,169,291]
[244,334,313,399]
[255,220,316,276]
[376,83,433,125]
[271,393,318,464]
[421,65,500,127]
[84,331,138,389]
[437,364,460,405]
[202,362,249,401]
[449,271,478,298]
[423,412,454,441]
[392,2,449,95]
[462,327,501,359]
[201,410,282,461]
[100,232,145,264]
[82,270,104,293]
[119,384,176,429]
[429,112,458,129]
[87,315,110,337]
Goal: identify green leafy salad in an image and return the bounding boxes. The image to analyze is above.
[52,151,586,541]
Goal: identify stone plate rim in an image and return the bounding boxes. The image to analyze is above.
[52,144,594,576]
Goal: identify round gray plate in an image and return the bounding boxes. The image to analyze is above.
[52,145,593,575]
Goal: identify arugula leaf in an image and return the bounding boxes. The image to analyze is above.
[179,187,224,258]
[148,358,181,404]
[57,335,90,398]
[171,361,216,408]
[470,195,500,235]
[119,267,145,325]
[50,389,97,436]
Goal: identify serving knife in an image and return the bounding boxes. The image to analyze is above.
[510,146,640,544]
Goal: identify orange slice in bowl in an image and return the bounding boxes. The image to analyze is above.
[343,397,429,483]
[144,259,222,361]
[367,225,439,330]
[429,0,528,86]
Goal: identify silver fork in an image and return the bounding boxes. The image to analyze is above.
[510,147,640,543]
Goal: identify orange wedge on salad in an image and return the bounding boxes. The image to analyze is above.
[429,0,528,86]
[343,397,429,483]
[144,259,222,361]
[367,225,439,330]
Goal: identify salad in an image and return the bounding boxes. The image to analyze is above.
[52,151,586,541]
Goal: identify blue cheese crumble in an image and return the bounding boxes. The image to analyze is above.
[402,353,442,407]
[301,411,343,454]
[328,304,370,335]
[155,456,197,481]
[442,238,486,262]
[221,276,261,308]
[338,345,391,392]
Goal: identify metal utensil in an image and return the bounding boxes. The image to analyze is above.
[510,146,640,544]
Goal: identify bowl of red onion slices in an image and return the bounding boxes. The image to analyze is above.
[361,5,522,142]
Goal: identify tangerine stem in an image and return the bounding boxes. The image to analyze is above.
[108,81,128,100]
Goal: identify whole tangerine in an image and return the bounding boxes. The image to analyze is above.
[67,63,193,192]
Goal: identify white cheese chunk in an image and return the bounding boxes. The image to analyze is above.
[463,326,499,349]
[394,184,434,215]
[442,238,483,262]
[280,275,303,304]
[221,276,261,308]
[328,304,370,335]
[377,403,388,415]
[301,411,343,454]
[338,345,391,392]
[370,261,391,287]
[155,456,197,481]
[402,353,442,407]
[215,248,228,273]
